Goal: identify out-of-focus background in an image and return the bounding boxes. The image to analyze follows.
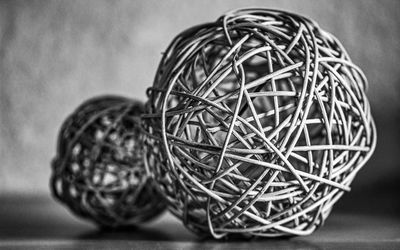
[0,0,399,202]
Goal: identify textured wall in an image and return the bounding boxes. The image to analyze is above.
[0,0,399,195]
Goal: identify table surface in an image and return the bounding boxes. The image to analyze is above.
[0,194,399,250]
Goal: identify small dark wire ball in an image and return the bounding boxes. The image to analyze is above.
[143,8,376,238]
[51,95,165,227]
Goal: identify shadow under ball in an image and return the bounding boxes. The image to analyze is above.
[143,8,376,238]
[51,95,165,227]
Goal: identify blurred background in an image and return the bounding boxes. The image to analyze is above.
[0,0,399,211]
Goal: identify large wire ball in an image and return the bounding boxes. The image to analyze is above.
[51,95,165,227]
[143,8,377,238]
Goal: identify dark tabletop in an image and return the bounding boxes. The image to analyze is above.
[0,192,399,250]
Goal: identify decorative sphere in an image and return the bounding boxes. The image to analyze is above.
[143,8,376,238]
[51,95,165,227]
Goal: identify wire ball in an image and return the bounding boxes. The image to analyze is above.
[51,95,165,227]
[142,8,377,238]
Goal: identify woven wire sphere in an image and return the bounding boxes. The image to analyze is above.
[51,95,165,227]
[143,8,377,238]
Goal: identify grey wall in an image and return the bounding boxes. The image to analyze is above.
[0,0,399,195]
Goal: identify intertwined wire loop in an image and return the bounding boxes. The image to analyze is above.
[51,96,165,227]
[143,8,376,238]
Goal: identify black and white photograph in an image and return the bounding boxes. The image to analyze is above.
[0,0,399,249]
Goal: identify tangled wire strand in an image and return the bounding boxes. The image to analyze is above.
[51,96,165,227]
[143,8,376,238]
